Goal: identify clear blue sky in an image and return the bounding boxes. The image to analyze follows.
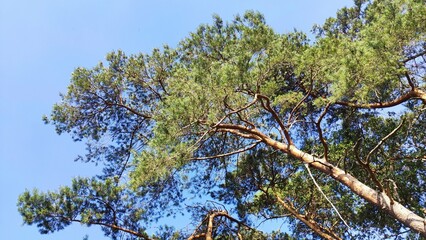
[0,1,352,239]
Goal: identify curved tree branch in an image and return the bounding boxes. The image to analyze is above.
[271,192,343,240]
[218,124,426,236]
[257,94,293,145]
[48,215,153,240]
[335,89,426,109]
[188,210,255,240]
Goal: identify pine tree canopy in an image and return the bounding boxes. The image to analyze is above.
[18,0,426,239]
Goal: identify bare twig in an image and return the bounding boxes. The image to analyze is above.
[353,119,405,193]
[402,50,426,63]
[288,89,311,127]
[304,163,350,230]
[365,119,405,164]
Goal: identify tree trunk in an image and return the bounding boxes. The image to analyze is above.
[262,137,426,237]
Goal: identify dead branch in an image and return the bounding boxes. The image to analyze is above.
[365,119,405,164]
[304,163,350,230]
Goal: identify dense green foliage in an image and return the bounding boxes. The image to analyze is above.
[19,0,426,239]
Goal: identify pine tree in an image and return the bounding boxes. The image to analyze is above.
[19,1,426,239]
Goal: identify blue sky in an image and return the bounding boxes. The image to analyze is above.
[0,1,352,239]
